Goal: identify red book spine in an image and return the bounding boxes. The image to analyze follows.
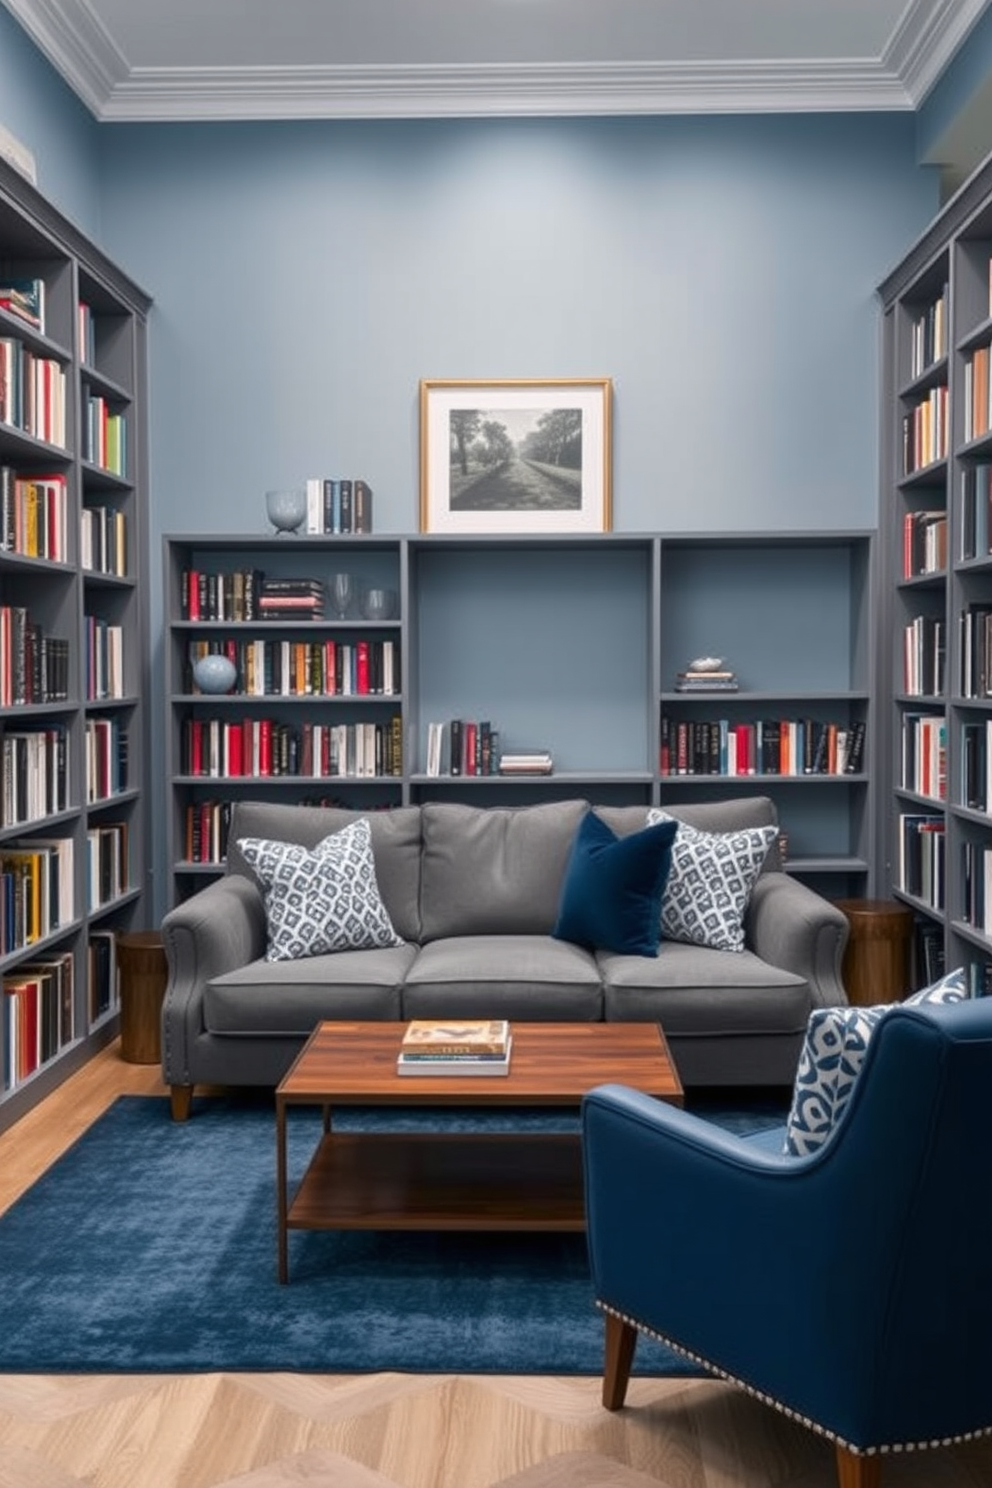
[259,718,273,776]
[356,639,370,695]
[464,721,477,775]
[190,718,203,776]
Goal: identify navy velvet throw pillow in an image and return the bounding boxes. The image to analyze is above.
[552,811,678,957]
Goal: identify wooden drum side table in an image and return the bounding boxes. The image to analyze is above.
[833,899,913,1007]
[116,931,168,1064]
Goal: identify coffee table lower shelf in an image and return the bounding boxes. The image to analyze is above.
[287,1131,585,1236]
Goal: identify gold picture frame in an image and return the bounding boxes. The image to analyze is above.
[419,377,612,534]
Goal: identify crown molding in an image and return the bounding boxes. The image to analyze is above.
[886,0,989,102]
[2,0,127,115]
[98,60,912,124]
[0,0,976,122]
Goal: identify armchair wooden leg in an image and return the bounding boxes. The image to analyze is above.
[602,1312,638,1410]
[835,1444,881,1488]
[170,1084,194,1121]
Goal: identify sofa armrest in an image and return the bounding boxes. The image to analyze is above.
[745,871,849,1008]
[160,874,267,1087]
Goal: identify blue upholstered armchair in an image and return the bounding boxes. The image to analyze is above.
[582,997,992,1488]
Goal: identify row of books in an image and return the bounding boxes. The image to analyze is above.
[962,343,992,446]
[84,615,124,701]
[183,800,233,865]
[81,503,127,578]
[85,717,129,804]
[959,602,992,700]
[902,614,946,698]
[88,927,119,1022]
[897,812,945,910]
[659,717,865,777]
[0,337,66,447]
[83,394,126,477]
[303,477,373,535]
[425,718,501,777]
[181,568,306,623]
[0,276,44,333]
[908,284,947,381]
[0,837,74,955]
[186,637,400,697]
[902,508,947,580]
[86,822,128,911]
[395,1019,512,1077]
[0,607,69,706]
[902,384,948,475]
[0,466,68,562]
[181,715,403,779]
[959,463,992,561]
[900,712,947,801]
[961,840,992,935]
[962,719,992,814]
[2,949,74,1094]
[2,725,69,828]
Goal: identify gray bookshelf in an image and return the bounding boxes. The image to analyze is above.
[879,149,992,995]
[0,158,151,1132]
[164,529,874,909]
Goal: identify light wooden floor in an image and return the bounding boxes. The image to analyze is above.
[1,1045,990,1488]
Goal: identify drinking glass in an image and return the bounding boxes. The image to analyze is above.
[330,572,354,619]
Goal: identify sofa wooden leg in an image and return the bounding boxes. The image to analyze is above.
[602,1312,637,1410]
[835,1444,881,1488]
[170,1084,194,1121]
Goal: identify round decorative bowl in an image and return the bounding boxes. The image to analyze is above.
[192,654,237,694]
[361,587,397,621]
[265,487,307,535]
[688,656,725,672]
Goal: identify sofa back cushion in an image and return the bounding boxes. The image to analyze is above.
[596,797,783,873]
[225,801,423,942]
[420,799,589,941]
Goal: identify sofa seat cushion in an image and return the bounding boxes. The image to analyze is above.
[599,940,810,1035]
[419,800,588,941]
[204,943,418,1035]
[402,935,604,1020]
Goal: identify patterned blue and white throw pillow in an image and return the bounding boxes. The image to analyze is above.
[783,965,967,1156]
[646,808,777,952]
[237,817,403,962]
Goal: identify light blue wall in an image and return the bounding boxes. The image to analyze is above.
[0,4,102,236]
[99,114,938,545]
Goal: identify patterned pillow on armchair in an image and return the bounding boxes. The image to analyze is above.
[783,966,967,1156]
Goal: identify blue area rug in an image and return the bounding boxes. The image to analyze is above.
[0,1093,786,1375]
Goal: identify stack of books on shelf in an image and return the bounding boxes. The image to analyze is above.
[396,1018,512,1077]
[257,578,325,621]
[673,662,739,692]
[498,749,553,776]
[0,276,44,332]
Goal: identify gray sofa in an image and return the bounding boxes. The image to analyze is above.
[160,795,849,1118]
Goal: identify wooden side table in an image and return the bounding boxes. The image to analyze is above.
[833,899,913,1007]
[117,931,168,1064]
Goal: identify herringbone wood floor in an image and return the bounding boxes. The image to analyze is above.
[0,1045,990,1488]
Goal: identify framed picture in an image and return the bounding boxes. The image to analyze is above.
[419,378,612,534]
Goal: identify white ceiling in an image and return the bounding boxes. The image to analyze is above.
[0,0,989,126]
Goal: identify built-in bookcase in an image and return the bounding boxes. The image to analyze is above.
[879,151,992,995]
[165,529,874,909]
[0,160,150,1132]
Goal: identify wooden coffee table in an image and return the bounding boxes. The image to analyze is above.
[276,1020,683,1281]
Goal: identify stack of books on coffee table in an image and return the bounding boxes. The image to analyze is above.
[396,1018,512,1076]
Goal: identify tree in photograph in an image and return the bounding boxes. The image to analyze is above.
[522,408,582,469]
[450,410,481,475]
